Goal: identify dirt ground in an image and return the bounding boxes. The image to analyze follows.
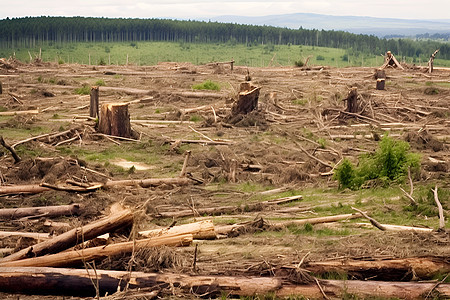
[0,58,449,299]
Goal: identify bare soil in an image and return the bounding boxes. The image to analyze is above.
[0,59,449,299]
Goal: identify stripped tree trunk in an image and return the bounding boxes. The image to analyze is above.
[89,86,99,118]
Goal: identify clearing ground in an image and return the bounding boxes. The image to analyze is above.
[0,58,449,299]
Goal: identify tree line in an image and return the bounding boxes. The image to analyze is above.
[0,16,448,60]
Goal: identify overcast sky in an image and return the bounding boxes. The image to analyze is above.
[1,0,449,20]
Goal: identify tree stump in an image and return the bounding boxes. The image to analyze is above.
[231,82,260,115]
[98,103,131,138]
[376,79,385,90]
[89,86,99,118]
[345,87,358,113]
[0,81,3,94]
[375,69,386,90]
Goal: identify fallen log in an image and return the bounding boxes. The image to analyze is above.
[0,233,192,268]
[303,256,450,280]
[0,177,197,196]
[0,267,448,299]
[139,220,216,240]
[155,195,303,218]
[0,208,133,262]
[0,204,82,220]
[353,222,433,233]
[0,109,39,116]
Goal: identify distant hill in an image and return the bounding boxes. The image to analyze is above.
[205,13,450,38]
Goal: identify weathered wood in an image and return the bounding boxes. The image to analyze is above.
[98,102,131,138]
[89,86,99,118]
[0,234,192,268]
[428,49,439,73]
[0,267,281,297]
[139,220,216,240]
[0,231,51,241]
[0,267,448,298]
[0,81,2,94]
[303,256,450,280]
[433,185,445,230]
[0,208,133,262]
[381,51,404,70]
[0,184,50,196]
[271,213,362,229]
[353,222,433,233]
[0,204,82,220]
[231,82,260,115]
[0,136,21,163]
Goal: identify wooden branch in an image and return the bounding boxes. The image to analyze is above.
[304,256,450,280]
[0,208,133,263]
[0,136,21,163]
[0,184,50,196]
[433,185,446,230]
[0,234,192,268]
[400,187,417,206]
[351,207,386,231]
[0,204,82,220]
[139,220,216,240]
[0,267,448,298]
[104,177,196,188]
[294,141,333,169]
[169,138,233,145]
[353,222,433,233]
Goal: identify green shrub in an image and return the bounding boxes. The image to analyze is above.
[316,55,325,60]
[192,80,220,91]
[294,60,304,67]
[334,135,421,190]
[95,79,106,86]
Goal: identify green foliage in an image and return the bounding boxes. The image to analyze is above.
[334,135,421,190]
[192,80,220,91]
[316,55,325,60]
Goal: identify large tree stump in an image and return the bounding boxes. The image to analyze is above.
[345,87,358,113]
[98,103,131,138]
[89,86,99,118]
[231,82,260,115]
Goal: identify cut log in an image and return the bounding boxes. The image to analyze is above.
[0,267,449,299]
[353,222,433,233]
[0,267,281,297]
[303,256,450,280]
[0,204,82,220]
[139,220,216,240]
[0,208,133,262]
[231,82,260,115]
[98,102,131,138]
[89,86,99,118]
[0,109,39,116]
[0,234,193,268]
[345,87,358,113]
[271,213,362,230]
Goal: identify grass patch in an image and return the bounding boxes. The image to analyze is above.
[95,79,106,86]
[192,80,221,91]
[74,84,90,95]
[287,223,352,237]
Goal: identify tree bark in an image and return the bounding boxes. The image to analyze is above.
[303,256,450,280]
[139,220,216,240]
[98,102,131,138]
[376,79,385,90]
[0,231,52,241]
[0,208,133,262]
[0,234,193,268]
[0,81,2,94]
[231,83,260,115]
[0,203,82,220]
[345,87,358,113]
[0,267,448,299]
[89,86,99,118]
